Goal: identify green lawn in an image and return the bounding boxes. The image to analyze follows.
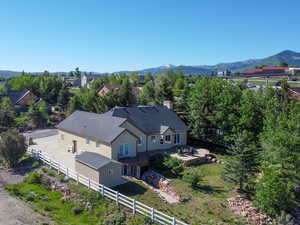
[115,162,246,225]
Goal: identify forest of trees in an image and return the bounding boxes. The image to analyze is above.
[0,69,299,220]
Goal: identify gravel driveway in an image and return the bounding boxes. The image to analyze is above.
[0,170,54,225]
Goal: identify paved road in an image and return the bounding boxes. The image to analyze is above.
[23,129,58,139]
[0,170,54,225]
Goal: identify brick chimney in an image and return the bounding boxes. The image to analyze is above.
[163,100,173,110]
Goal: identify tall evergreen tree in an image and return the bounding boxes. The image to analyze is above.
[222,132,259,192]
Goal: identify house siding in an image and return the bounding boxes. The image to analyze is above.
[111,130,137,160]
[75,160,123,187]
[120,121,147,152]
[75,160,100,183]
[58,130,112,158]
[147,130,187,151]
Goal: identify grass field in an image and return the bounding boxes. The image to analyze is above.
[115,160,246,225]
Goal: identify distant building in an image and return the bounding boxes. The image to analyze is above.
[240,66,288,76]
[81,74,101,88]
[288,67,300,75]
[97,84,142,97]
[61,77,80,87]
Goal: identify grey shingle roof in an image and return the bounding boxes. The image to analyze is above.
[0,89,34,105]
[104,106,189,134]
[58,105,188,144]
[57,110,127,143]
[75,151,120,170]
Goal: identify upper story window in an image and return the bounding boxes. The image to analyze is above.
[165,135,171,143]
[137,137,142,145]
[151,136,156,143]
[160,137,164,145]
[119,143,129,157]
[174,133,181,144]
[86,138,90,144]
[96,142,100,148]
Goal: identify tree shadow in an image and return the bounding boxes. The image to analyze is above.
[193,184,225,194]
[113,181,148,197]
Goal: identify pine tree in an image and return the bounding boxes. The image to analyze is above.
[222,132,259,192]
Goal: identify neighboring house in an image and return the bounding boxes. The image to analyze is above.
[288,87,300,100]
[81,74,100,88]
[97,84,142,97]
[57,105,189,184]
[0,89,38,108]
[61,77,80,87]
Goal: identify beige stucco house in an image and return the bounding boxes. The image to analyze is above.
[57,105,189,184]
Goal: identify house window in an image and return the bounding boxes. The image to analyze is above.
[160,137,164,145]
[108,169,113,175]
[96,142,100,148]
[174,134,180,144]
[165,135,171,143]
[86,138,90,144]
[151,136,156,143]
[137,137,142,145]
[119,144,129,157]
[60,134,64,140]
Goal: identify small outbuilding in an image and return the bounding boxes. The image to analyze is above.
[75,152,123,187]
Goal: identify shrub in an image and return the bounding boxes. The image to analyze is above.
[0,129,27,168]
[149,154,166,171]
[44,205,56,211]
[32,161,40,167]
[163,157,184,176]
[127,215,155,225]
[71,206,84,215]
[103,211,126,225]
[24,191,36,201]
[182,170,201,188]
[25,172,43,184]
[57,173,66,183]
[41,167,56,177]
[5,184,21,196]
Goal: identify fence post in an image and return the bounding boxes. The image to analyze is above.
[132,199,136,214]
[172,217,176,225]
[49,159,52,169]
[88,179,91,189]
[151,208,154,221]
[76,173,79,184]
[66,168,69,178]
[57,164,60,174]
[101,185,104,196]
[116,191,119,206]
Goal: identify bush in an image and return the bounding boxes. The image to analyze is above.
[163,157,184,176]
[24,191,36,201]
[32,161,41,167]
[5,184,21,196]
[71,206,84,215]
[103,211,126,225]
[0,129,27,168]
[25,172,43,184]
[41,167,56,177]
[149,154,166,171]
[57,173,66,183]
[127,215,156,225]
[182,170,201,188]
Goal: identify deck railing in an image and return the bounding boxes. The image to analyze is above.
[27,149,189,225]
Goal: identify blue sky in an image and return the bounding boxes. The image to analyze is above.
[1,0,300,73]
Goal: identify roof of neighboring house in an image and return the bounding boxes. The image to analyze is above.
[57,110,128,144]
[242,66,288,74]
[75,151,121,170]
[0,89,36,105]
[98,84,142,95]
[289,87,300,98]
[103,105,189,134]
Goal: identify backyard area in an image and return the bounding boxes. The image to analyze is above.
[115,159,246,225]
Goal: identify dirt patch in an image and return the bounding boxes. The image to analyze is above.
[0,169,54,225]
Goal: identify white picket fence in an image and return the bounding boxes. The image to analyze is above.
[27,149,188,225]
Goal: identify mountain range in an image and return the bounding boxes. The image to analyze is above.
[1,50,300,78]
